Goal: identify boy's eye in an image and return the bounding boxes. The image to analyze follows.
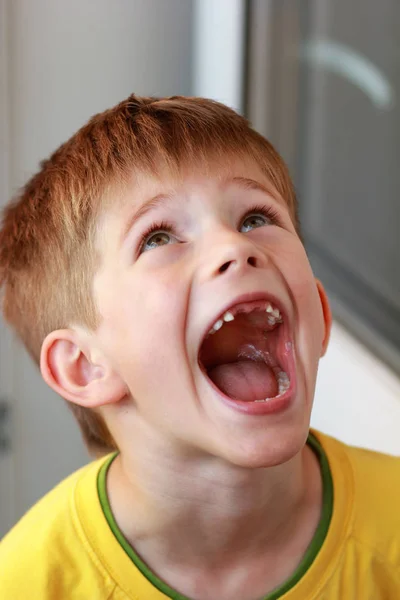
[143,230,176,252]
[240,212,271,233]
[138,220,179,254]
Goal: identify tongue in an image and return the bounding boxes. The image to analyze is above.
[208,360,278,401]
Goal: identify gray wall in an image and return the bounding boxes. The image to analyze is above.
[8,0,193,186]
[0,0,193,534]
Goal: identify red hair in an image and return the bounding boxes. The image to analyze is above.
[0,94,298,455]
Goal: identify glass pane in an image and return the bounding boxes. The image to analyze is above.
[297,0,400,368]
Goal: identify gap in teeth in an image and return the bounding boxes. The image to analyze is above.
[208,302,282,335]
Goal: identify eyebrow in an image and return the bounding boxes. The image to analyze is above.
[225,176,276,198]
[120,176,276,247]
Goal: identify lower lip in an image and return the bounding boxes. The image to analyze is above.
[216,383,294,415]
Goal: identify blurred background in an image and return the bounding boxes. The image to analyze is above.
[0,0,399,536]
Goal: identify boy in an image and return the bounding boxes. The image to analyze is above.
[0,94,399,600]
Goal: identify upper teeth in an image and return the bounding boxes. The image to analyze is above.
[223,311,234,322]
[207,302,282,336]
[212,319,223,331]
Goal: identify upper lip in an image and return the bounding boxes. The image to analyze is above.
[197,290,290,358]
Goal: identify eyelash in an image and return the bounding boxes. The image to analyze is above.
[138,220,175,253]
[245,204,282,227]
[138,204,282,253]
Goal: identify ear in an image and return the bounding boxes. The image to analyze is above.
[316,279,332,357]
[40,328,128,408]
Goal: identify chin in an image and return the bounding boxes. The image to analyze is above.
[215,419,310,470]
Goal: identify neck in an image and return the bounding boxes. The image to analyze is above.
[107,433,321,570]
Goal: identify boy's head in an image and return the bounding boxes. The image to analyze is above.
[0,94,331,464]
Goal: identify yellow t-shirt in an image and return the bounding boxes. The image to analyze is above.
[0,430,399,599]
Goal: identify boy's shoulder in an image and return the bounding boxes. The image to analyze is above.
[0,455,113,599]
[315,429,400,562]
[317,428,400,494]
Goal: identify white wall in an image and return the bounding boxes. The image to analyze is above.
[0,0,193,534]
[193,0,245,112]
[312,322,400,455]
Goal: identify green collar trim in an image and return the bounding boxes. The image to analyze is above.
[97,432,333,600]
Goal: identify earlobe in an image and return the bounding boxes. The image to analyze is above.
[40,329,128,408]
[315,279,332,356]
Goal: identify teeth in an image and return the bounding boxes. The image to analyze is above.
[208,319,224,335]
[254,370,291,402]
[208,301,283,336]
[277,370,290,394]
[208,312,235,335]
[223,311,234,322]
[266,304,282,325]
[213,319,223,331]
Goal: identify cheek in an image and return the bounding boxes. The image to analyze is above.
[270,241,310,302]
[101,269,187,385]
[273,241,325,357]
[296,282,326,374]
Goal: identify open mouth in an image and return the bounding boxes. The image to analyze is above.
[198,298,294,407]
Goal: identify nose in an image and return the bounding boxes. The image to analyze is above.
[199,229,267,282]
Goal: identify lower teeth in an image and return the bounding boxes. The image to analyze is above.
[254,370,290,402]
[277,370,290,394]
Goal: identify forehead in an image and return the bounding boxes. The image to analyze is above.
[114,156,285,214]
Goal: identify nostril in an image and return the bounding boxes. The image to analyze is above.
[219,261,231,274]
[218,256,257,273]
